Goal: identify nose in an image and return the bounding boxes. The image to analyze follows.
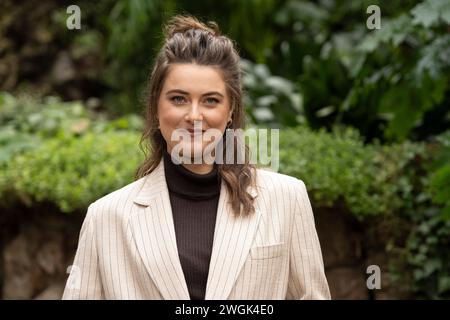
[184,101,204,123]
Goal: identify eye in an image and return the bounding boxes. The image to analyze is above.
[204,97,220,105]
[170,96,187,105]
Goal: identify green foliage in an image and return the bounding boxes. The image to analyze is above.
[278,125,425,219]
[0,92,143,162]
[100,0,285,114]
[350,2,450,140]
[46,0,447,142]
[375,130,450,299]
[403,208,450,298]
[104,0,175,114]
[4,131,142,213]
[0,92,92,138]
[0,92,144,208]
[428,131,450,220]
[0,92,95,164]
[242,60,304,127]
[411,0,450,27]
[258,0,449,141]
[280,126,376,215]
[335,0,450,141]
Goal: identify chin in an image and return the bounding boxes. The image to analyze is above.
[171,143,206,164]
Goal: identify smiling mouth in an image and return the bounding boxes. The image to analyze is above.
[187,129,205,135]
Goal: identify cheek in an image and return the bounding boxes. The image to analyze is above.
[157,103,185,147]
[205,108,230,129]
[158,103,183,127]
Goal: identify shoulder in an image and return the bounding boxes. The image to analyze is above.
[87,176,148,216]
[254,167,307,199]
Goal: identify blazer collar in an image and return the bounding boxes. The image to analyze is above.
[133,159,258,207]
[132,159,167,206]
[130,158,261,300]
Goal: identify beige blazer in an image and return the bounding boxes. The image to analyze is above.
[62,159,330,300]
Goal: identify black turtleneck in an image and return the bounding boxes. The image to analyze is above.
[163,150,221,300]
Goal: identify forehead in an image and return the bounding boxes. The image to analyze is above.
[163,63,226,94]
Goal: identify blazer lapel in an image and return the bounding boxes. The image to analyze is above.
[131,158,262,300]
[131,160,190,299]
[204,181,262,300]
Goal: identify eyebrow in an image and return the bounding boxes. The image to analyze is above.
[165,89,224,98]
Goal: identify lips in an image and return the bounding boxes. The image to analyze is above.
[186,128,205,135]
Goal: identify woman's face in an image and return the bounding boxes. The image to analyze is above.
[157,63,232,161]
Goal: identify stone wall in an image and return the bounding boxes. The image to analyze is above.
[314,207,411,299]
[1,204,83,299]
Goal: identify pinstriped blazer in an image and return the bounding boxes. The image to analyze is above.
[62,159,330,300]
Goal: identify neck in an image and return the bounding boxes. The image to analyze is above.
[181,162,214,175]
[165,147,215,175]
[163,148,221,201]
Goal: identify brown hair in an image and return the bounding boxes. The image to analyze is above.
[135,15,257,217]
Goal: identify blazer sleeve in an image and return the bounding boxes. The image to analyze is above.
[286,179,331,300]
[62,203,104,299]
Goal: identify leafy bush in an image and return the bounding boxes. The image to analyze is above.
[0,92,144,210]
[428,131,450,219]
[242,59,304,127]
[403,209,450,298]
[400,130,450,299]
[279,126,425,219]
[0,92,88,167]
[0,92,94,137]
[3,131,142,212]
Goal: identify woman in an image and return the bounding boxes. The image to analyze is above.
[62,15,330,300]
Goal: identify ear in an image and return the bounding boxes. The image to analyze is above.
[228,106,234,122]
